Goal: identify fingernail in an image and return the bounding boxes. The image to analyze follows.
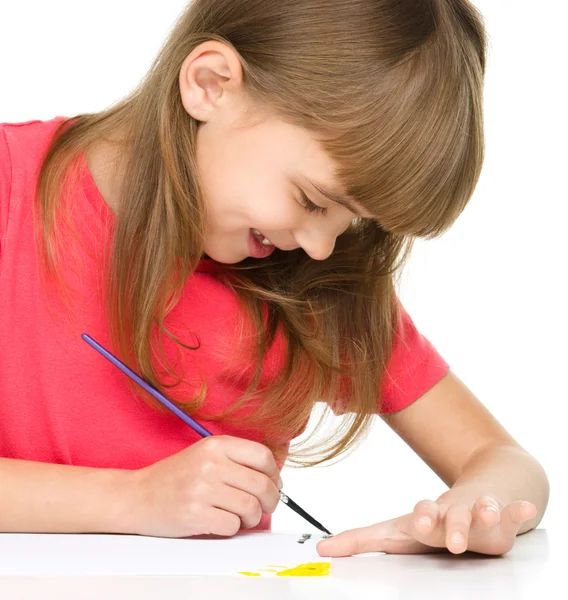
[450,532,465,547]
[418,516,432,529]
[522,502,537,517]
[278,477,284,490]
[483,505,499,515]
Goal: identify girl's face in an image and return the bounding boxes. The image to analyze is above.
[196,114,371,264]
[181,41,372,265]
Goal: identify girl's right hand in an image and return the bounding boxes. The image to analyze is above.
[127,435,283,538]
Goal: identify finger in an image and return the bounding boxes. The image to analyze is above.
[316,524,384,557]
[207,436,282,488]
[221,461,280,515]
[205,507,242,537]
[443,503,472,554]
[211,483,263,530]
[472,495,501,528]
[317,518,444,557]
[412,500,440,536]
[499,501,537,535]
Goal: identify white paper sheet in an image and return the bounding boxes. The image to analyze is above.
[0,531,332,576]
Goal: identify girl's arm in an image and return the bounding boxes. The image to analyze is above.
[0,458,137,533]
[434,443,549,534]
[0,436,282,537]
[317,370,549,557]
[381,369,549,531]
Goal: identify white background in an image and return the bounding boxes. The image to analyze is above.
[0,1,565,538]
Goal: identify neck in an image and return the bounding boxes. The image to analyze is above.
[84,133,128,213]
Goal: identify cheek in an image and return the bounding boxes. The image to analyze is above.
[200,164,298,232]
[251,196,298,229]
[247,180,300,226]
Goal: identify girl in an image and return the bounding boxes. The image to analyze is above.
[0,0,549,557]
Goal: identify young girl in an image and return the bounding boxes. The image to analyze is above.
[0,0,549,557]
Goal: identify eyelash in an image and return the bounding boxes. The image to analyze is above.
[298,191,328,216]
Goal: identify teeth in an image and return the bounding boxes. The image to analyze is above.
[252,228,274,247]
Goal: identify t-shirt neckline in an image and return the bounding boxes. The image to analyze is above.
[78,148,217,272]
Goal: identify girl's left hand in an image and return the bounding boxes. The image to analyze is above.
[316,495,538,557]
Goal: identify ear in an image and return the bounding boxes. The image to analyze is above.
[179,40,244,122]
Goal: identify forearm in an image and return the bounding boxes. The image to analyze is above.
[0,457,137,534]
[436,444,550,534]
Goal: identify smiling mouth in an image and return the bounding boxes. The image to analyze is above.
[251,228,275,247]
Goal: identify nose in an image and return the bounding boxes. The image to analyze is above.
[293,214,354,260]
[294,229,337,261]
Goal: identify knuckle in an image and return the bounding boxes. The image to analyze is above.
[203,437,222,455]
[192,480,212,500]
[243,494,262,519]
[199,459,219,480]
[185,500,205,521]
[259,446,274,469]
[183,502,212,535]
[260,475,273,496]
[413,500,434,514]
[255,475,278,513]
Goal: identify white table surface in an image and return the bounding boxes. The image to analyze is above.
[0,527,559,599]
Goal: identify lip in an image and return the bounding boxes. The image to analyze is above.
[248,228,276,258]
[251,229,298,252]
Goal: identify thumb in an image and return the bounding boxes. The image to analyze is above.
[316,524,383,557]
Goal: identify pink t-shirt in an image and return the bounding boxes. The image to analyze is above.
[0,116,450,531]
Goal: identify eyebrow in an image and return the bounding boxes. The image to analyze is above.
[302,176,367,218]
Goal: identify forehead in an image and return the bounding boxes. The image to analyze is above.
[296,132,375,219]
[243,114,376,220]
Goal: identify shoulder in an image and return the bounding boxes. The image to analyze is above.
[0,116,70,253]
[0,116,69,165]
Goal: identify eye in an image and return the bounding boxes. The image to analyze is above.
[298,190,328,216]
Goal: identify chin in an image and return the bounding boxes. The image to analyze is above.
[203,248,243,265]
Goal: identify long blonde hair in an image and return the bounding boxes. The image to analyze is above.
[35,0,487,466]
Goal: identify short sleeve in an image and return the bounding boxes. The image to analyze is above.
[328,296,450,416]
[378,298,450,414]
[0,126,13,258]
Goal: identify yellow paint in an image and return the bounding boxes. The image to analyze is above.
[238,561,331,577]
[276,562,331,577]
